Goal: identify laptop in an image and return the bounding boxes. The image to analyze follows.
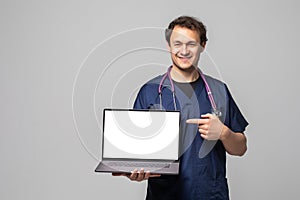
[95,108,180,175]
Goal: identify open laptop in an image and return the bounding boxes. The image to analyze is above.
[95,108,180,175]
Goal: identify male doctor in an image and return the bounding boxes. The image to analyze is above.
[113,16,248,200]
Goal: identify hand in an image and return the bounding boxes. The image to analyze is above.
[112,168,161,182]
[186,113,225,140]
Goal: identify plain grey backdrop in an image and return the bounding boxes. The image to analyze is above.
[1,0,299,199]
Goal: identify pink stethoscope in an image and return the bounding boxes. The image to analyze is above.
[158,66,221,117]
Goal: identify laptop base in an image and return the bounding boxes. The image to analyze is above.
[95,159,179,175]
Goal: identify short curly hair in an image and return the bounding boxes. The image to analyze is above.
[165,16,208,46]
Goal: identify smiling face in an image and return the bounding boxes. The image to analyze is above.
[168,25,205,72]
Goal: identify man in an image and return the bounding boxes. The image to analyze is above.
[113,16,248,200]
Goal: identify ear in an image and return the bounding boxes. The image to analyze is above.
[166,42,171,52]
[199,41,206,52]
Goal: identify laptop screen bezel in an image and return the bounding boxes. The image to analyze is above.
[101,108,180,161]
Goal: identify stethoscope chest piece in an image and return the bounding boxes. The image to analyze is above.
[212,109,222,118]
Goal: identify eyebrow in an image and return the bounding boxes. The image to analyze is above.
[172,41,198,45]
[173,41,183,44]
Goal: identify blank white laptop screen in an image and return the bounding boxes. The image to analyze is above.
[103,109,180,160]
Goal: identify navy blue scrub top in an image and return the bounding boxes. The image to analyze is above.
[133,75,248,200]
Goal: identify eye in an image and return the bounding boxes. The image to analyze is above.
[187,42,197,47]
[173,42,182,47]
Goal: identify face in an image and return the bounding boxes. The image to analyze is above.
[168,26,204,71]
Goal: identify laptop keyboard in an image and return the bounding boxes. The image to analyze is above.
[107,161,170,169]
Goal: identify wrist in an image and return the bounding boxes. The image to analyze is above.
[219,125,231,141]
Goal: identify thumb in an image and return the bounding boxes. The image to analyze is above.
[201,113,212,118]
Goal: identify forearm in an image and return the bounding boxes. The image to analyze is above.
[220,125,247,156]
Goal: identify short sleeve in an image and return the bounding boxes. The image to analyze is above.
[133,85,147,109]
[225,85,249,133]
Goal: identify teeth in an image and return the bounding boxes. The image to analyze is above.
[176,55,192,59]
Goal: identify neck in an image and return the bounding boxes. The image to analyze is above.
[170,65,199,83]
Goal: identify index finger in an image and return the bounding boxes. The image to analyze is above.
[186,118,208,124]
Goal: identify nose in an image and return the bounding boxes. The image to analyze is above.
[180,44,189,55]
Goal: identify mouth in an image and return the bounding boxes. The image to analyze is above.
[176,55,192,63]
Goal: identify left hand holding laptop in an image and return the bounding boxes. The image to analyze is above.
[112,168,161,182]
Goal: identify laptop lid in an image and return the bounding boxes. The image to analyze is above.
[102,108,180,161]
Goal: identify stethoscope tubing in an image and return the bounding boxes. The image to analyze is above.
[158,66,217,113]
